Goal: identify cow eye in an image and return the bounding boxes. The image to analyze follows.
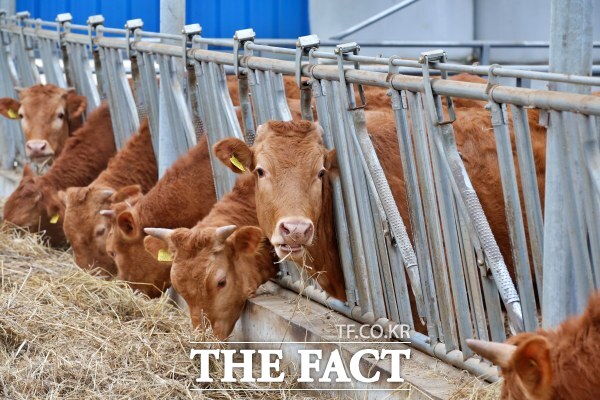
[95,226,106,237]
[217,279,226,288]
[57,112,65,120]
[256,167,265,178]
[318,168,326,179]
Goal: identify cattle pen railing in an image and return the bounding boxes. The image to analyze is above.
[0,11,599,382]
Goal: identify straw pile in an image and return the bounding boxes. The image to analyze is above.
[0,224,310,399]
[0,220,502,399]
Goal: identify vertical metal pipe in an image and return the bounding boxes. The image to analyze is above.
[509,105,544,296]
[544,0,594,328]
[158,0,186,177]
[488,101,538,331]
[159,0,187,310]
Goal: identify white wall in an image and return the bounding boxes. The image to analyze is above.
[309,0,599,64]
[309,0,474,60]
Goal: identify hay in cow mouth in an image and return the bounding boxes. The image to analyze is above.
[0,223,318,399]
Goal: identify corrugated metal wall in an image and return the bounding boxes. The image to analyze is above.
[15,0,309,38]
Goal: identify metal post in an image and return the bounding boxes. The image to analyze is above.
[158,0,186,177]
[159,0,187,309]
[544,0,594,328]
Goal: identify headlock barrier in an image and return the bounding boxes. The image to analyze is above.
[1,10,599,381]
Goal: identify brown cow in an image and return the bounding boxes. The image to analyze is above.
[0,85,87,160]
[101,136,216,298]
[3,103,115,246]
[467,293,600,400]
[213,108,546,303]
[143,173,278,339]
[60,119,157,276]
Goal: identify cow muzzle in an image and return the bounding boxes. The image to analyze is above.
[272,217,314,260]
[26,139,54,160]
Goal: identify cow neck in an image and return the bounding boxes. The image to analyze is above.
[41,103,115,190]
[306,174,347,301]
[135,136,216,229]
[93,121,157,193]
[245,238,279,288]
[196,174,257,230]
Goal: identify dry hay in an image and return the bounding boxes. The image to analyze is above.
[0,225,310,399]
[0,221,502,399]
[449,378,502,400]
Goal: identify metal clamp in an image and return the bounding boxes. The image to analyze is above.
[182,23,201,69]
[387,55,407,109]
[86,15,104,49]
[335,42,366,110]
[419,49,456,126]
[233,28,255,77]
[16,11,33,51]
[55,12,72,49]
[125,18,143,59]
[486,64,508,126]
[295,34,320,88]
[0,10,10,46]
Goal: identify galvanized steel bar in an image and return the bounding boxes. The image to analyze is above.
[311,78,358,307]
[509,105,545,296]
[487,97,538,332]
[186,48,600,115]
[320,79,372,313]
[391,89,437,333]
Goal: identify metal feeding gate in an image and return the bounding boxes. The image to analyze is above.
[0,10,599,381]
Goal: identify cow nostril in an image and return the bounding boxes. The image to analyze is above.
[280,223,291,236]
[40,142,46,150]
[304,224,314,240]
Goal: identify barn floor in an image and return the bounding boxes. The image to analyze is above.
[0,202,500,399]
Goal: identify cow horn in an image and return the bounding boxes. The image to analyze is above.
[144,227,174,242]
[99,210,116,218]
[14,86,24,94]
[100,189,115,201]
[215,225,237,243]
[466,338,516,368]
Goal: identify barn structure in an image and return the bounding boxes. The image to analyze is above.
[0,0,599,397]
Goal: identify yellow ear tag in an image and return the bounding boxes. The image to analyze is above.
[230,155,246,172]
[49,214,60,224]
[157,249,173,262]
[7,109,19,119]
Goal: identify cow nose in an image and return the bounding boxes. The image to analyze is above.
[278,219,314,245]
[25,140,50,157]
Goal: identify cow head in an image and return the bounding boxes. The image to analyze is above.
[144,225,266,340]
[3,165,66,245]
[60,185,142,277]
[0,85,86,161]
[213,121,336,263]
[467,336,553,400]
[101,201,170,298]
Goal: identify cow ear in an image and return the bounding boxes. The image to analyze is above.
[44,190,65,222]
[232,226,264,255]
[512,336,552,397]
[66,92,87,122]
[0,97,21,119]
[213,138,253,174]
[143,235,170,260]
[110,184,142,203]
[325,149,338,176]
[57,190,67,207]
[116,210,140,239]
